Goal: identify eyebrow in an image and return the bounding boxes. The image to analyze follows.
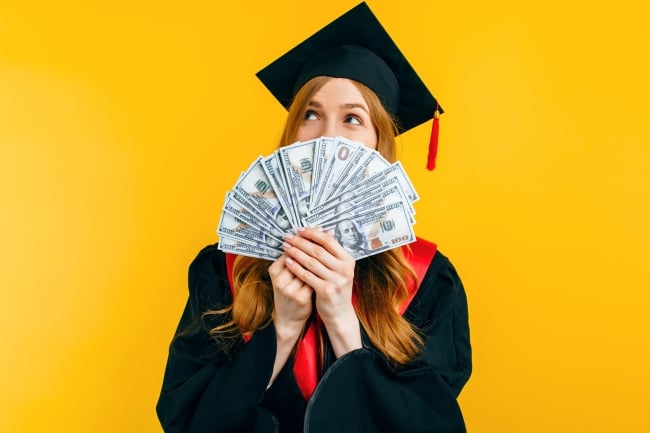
[307,101,369,113]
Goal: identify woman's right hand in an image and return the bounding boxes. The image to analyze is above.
[268,254,314,336]
[267,255,313,385]
[267,254,313,387]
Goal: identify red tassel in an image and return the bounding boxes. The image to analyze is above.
[426,109,440,171]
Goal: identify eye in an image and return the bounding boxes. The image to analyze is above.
[344,114,362,125]
[304,110,318,120]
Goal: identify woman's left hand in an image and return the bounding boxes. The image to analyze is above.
[282,227,363,357]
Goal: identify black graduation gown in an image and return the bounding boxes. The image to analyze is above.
[156,243,471,433]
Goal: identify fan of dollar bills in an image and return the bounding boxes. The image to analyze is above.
[217,136,419,260]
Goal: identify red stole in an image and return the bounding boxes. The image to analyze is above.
[224,237,437,400]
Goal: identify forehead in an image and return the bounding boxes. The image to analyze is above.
[310,78,368,106]
[339,221,354,229]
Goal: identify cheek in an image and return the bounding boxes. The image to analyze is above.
[296,124,318,142]
[361,130,378,150]
[338,129,377,149]
[368,135,378,150]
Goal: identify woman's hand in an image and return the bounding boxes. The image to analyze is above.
[281,227,362,357]
[267,254,314,386]
[268,255,313,338]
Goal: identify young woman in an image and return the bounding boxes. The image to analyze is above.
[157,4,471,433]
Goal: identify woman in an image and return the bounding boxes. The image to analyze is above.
[157,3,471,433]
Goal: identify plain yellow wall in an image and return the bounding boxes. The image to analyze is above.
[1,1,648,432]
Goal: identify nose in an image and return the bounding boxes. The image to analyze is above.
[321,119,339,138]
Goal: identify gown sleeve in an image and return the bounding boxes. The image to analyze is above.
[304,250,471,433]
[156,245,279,433]
[410,250,472,397]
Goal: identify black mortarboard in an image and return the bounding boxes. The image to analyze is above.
[256,2,443,169]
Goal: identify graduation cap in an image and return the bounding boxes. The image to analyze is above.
[256,2,443,170]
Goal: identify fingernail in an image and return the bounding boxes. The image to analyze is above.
[282,242,291,249]
[285,257,294,265]
[284,233,294,240]
[297,227,306,232]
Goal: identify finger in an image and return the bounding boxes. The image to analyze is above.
[282,239,334,281]
[284,255,325,289]
[268,254,289,281]
[284,230,345,270]
[268,254,285,277]
[294,227,349,260]
[268,255,298,288]
[288,282,314,305]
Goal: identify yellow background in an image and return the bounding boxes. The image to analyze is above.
[1,1,648,432]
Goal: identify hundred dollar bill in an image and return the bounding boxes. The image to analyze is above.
[261,152,299,230]
[279,139,315,225]
[310,136,336,208]
[308,173,402,216]
[329,149,390,198]
[305,181,414,226]
[338,161,419,204]
[323,145,371,203]
[312,137,363,207]
[218,236,282,260]
[309,173,415,221]
[222,191,288,241]
[234,156,294,234]
[321,201,416,260]
[217,210,284,250]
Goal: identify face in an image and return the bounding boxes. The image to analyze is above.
[336,220,359,249]
[298,198,309,218]
[296,78,378,149]
[276,209,290,229]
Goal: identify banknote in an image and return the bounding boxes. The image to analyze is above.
[311,137,363,208]
[337,161,419,203]
[310,136,336,207]
[218,236,282,260]
[279,139,316,225]
[217,137,419,260]
[234,156,294,234]
[217,210,284,250]
[305,181,414,226]
[322,145,371,204]
[261,152,299,230]
[329,149,390,198]
[321,201,416,259]
[222,191,288,240]
[308,175,413,217]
